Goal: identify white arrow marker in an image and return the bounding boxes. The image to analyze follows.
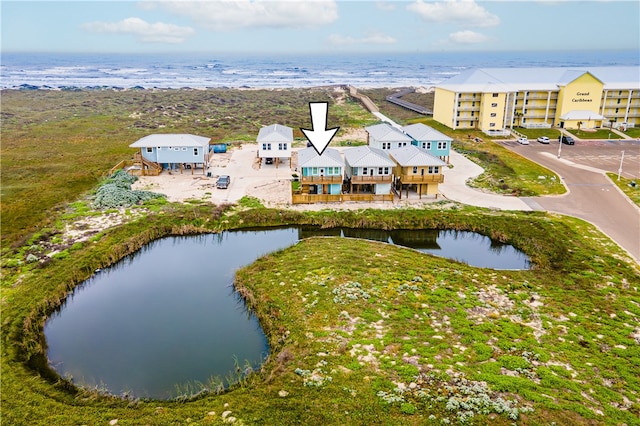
[301,102,340,156]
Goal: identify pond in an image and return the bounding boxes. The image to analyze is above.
[45,227,530,400]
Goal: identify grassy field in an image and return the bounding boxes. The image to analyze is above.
[1,202,639,425]
[0,88,376,250]
[607,173,640,207]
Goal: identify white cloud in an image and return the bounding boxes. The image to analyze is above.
[82,17,195,43]
[158,0,339,31]
[375,2,397,12]
[448,30,489,44]
[328,31,397,46]
[407,0,500,28]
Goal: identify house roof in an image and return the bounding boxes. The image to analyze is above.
[130,134,210,148]
[560,110,606,120]
[402,123,452,142]
[365,123,413,142]
[343,146,395,168]
[437,66,640,92]
[388,145,447,167]
[256,124,293,143]
[298,147,343,168]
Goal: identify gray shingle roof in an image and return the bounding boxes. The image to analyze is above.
[402,123,452,142]
[256,124,293,143]
[365,123,413,142]
[130,134,210,148]
[298,147,343,168]
[343,146,395,168]
[388,145,447,167]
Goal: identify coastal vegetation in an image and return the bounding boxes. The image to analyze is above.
[0,87,375,249]
[2,88,638,425]
[1,201,639,425]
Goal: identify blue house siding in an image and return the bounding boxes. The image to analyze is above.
[141,146,206,165]
[411,140,450,159]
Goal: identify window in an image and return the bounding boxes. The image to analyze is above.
[456,121,459,126]
[412,166,418,174]
[515,100,518,105]
[471,111,475,117]
[174,147,181,151]
[525,100,529,105]
[312,167,318,175]
[490,113,496,117]
[363,168,368,175]
[490,123,496,127]
[472,102,476,107]
[182,147,188,151]
[457,102,461,107]
[382,142,390,150]
[615,108,619,113]
[469,121,473,127]
[146,147,153,153]
[384,167,389,174]
[267,143,271,150]
[193,148,199,156]
[428,166,434,174]
[262,143,268,150]
[438,141,447,150]
[428,166,439,174]
[378,167,383,175]
[492,93,499,97]
[491,103,498,107]
[278,143,287,150]
[617,99,621,104]
[456,111,460,117]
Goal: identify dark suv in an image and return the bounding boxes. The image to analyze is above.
[216,175,230,189]
[559,135,575,145]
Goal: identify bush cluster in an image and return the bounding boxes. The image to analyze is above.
[93,170,164,209]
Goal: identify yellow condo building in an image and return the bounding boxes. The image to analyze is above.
[433,66,640,134]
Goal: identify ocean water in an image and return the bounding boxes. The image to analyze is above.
[1,50,637,89]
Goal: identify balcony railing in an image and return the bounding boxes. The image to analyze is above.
[350,175,393,184]
[301,175,343,184]
[399,174,444,184]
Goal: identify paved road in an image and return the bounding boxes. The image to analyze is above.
[501,139,640,261]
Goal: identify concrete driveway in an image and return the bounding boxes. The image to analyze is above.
[500,138,640,262]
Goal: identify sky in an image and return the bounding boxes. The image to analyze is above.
[2,1,639,54]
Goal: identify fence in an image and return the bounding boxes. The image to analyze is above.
[292,193,394,204]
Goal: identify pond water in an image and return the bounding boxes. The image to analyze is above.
[45,227,529,399]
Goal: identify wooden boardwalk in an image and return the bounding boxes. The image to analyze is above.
[386,88,432,115]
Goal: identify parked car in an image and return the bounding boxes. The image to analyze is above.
[517,137,529,145]
[265,157,274,165]
[216,175,230,189]
[559,135,575,145]
[537,136,550,144]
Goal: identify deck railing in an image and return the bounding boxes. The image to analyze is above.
[350,175,393,183]
[399,174,444,184]
[301,175,343,184]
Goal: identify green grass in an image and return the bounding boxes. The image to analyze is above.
[2,203,639,425]
[607,172,640,207]
[0,88,376,251]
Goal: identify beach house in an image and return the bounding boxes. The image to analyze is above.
[388,145,446,199]
[293,147,344,203]
[343,146,395,199]
[402,123,452,163]
[129,133,211,175]
[256,124,293,167]
[365,123,413,150]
